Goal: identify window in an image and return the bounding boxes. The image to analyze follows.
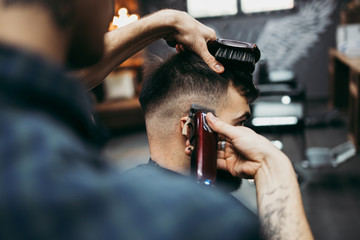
[240,0,295,14]
[186,0,238,18]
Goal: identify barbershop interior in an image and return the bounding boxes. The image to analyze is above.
[87,0,360,239]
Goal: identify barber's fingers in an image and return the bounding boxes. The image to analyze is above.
[217,158,227,170]
[217,148,232,170]
[164,10,225,73]
[216,139,238,171]
[196,42,225,73]
[216,154,242,177]
[197,46,224,73]
[173,41,224,73]
[193,26,224,73]
[206,113,245,140]
[172,28,224,72]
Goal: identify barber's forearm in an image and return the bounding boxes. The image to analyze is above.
[255,154,313,240]
[78,10,179,90]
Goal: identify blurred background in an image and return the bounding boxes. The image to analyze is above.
[91,1,360,239]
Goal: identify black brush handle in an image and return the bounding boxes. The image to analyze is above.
[166,38,260,63]
[208,39,261,63]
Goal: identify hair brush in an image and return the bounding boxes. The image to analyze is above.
[166,38,261,73]
[207,39,261,73]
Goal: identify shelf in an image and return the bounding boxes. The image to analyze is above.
[328,49,360,110]
[329,48,360,150]
[329,49,360,74]
[95,98,145,131]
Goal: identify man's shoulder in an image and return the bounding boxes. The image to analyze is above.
[122,166,261,239]
[0,105,92,155]
[0,108,260,239]
[0,105,104,184]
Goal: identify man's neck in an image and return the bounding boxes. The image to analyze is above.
[0,4,68,65]
[149,151,191,176]
[148,134,191,176]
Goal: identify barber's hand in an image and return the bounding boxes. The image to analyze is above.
[206,113,287,179]
[161,10,224,73]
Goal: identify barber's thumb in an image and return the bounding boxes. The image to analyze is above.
[210,60,224,73]
[201,52,224,73]
[206,113,236,139]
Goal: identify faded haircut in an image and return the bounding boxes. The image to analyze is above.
[1,0,74,27]
[139,51,258,119]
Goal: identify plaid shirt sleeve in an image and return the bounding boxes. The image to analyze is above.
[0,106,260,240]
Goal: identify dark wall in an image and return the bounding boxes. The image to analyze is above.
[139,0,344,99]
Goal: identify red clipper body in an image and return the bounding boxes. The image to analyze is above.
[189,104,218,186]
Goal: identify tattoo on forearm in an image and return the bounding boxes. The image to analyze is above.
[259,186,294,240]
[261,195,289,240]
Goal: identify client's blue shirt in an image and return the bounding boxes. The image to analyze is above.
[0,44,260,240]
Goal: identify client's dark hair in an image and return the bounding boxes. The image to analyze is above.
[2,0,74,27]
[139,52,258,118]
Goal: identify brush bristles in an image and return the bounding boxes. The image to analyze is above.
[207,39,260,73]
[215,48,255,64]
[214,47,256,73]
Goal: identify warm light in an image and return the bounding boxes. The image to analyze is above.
[129,14,139,22]
[110,8,139,30]
[118,8,128,16]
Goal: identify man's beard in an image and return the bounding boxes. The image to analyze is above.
[215,169,242,193]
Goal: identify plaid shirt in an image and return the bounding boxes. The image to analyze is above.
[0,44,260,240]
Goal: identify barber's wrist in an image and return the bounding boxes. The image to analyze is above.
[149,9,178,36]
[158,9,182,28]
[254,150,296,190]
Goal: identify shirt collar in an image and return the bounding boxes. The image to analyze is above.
[147,158,184,177]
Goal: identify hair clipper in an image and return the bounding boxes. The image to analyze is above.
[184,104,218,186]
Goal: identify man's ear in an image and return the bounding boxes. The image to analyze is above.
[180,116,190,138]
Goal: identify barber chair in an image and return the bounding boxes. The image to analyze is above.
[248,61,356,174]
[245,62,308,186]
[302,141,356,168]
[247,95,306,160]
[247,60,307,161]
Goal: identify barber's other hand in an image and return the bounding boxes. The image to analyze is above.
[161,10,224,73]
[206,113,288,179]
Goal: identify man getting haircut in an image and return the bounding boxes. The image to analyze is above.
[139,51,258,191]
[0,0,264,238]
[0,0,313,237]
